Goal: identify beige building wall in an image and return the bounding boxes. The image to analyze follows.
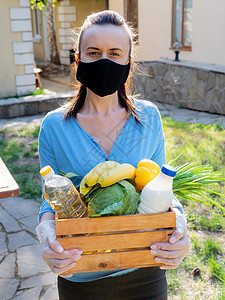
[135,0,225,65]
[108,0,124,15]
[136,0,172,62]
[1,0,20,98]
[191,0,225,66]
[0,0,35,98]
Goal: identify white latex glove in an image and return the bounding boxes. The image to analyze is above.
[150,209,190,269]
[36,220,82,277]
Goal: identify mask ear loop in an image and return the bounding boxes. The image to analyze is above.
[128,56,133,65]
[75,53,79,64]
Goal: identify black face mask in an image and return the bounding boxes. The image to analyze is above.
[76,58,131,97]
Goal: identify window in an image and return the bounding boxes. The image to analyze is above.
[172,0,192,49]
[124,0,138,38]
[32,8,41,42]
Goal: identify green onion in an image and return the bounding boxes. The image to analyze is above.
[169,157,225,212]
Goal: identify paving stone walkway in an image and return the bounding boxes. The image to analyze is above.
[0,196,58,300]
[0,100,224,300]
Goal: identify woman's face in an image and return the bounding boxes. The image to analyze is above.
[80,24,130,65]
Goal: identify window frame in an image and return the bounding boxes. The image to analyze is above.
[32,8,41,43]
[171,0,192,51]
[124,0,138,41]
[124,0,135,24]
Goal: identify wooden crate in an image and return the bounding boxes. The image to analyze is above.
[55,208,176,274]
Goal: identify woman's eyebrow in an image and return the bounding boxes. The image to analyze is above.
[110,48,123,52]
[86,47,123,52]
[86,47,100,51]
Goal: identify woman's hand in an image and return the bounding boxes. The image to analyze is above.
[150,209,190,270]
[36,219,82,277]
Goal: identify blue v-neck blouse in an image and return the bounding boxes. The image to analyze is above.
[38,98,183,282]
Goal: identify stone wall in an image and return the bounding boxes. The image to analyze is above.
[132,59,225,115]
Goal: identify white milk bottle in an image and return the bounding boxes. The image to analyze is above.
[138,164,177,214]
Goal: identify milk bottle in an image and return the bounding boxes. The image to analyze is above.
[138,164,177,214]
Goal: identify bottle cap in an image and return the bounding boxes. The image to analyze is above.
[40,165,54,180]
[161,164,177,177]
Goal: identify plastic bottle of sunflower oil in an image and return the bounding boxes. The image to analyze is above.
[40,165,89,219]
[138,164,177,214]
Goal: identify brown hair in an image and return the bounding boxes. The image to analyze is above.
[64,10,142,125]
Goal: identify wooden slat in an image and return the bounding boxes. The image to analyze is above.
[61,249,163,274]
[57,229,174,252]
[56,210,176,236]
[0,157,19,199]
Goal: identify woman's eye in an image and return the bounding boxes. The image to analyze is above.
[110,52,120,57]
[89,52,99,56]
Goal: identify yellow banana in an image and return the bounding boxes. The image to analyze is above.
[79,185,93,197]
[79,161,120,195]
[98,163,136,187]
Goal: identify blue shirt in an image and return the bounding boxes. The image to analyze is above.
[38,98,183,282]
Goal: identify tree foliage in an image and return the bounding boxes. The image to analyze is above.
[30,0,58,10]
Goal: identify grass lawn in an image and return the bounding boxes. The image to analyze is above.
[162,118,225,299]
[0,117,224,299]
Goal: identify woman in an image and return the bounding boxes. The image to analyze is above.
[37,10,190,299]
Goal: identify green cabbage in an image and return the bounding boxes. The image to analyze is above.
[87,180,140,217]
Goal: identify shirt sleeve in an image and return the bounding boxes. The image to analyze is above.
[38,119,58,222]
[171,195,184,214]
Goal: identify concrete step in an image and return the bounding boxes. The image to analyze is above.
[0,91,76,119]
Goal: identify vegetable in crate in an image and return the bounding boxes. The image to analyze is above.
[171,161,225,211]
[87,179,140,217]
